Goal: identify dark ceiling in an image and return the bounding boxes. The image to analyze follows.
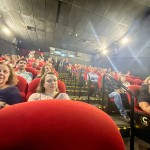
[0,0,149,54]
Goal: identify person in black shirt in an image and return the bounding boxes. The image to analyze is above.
[138,76,150,114]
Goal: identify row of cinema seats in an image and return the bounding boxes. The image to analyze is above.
[97,75,149,116]
[126,77,143,85]
[127,85,150,143]
[127,85,150,116]
[16,76,66,101]
[97,75,143,93]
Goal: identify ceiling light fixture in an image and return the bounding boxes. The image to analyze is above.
[2,27,11,35]
[121,37,129,44]
[102,50,108,55]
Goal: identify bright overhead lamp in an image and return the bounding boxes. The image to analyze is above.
[2,27,11,35]
[121,37,129,44]
[102,50,108,55]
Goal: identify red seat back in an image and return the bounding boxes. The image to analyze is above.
[26,78,66,100]
[133,79,143,86]
[0,100,125,150]
[127,85,146,114]
[98,75,103,89]
[16,75,28,101]
[126,77,134,84]
[25,67,37,79]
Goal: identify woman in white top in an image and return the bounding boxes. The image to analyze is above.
[28,72,70,101]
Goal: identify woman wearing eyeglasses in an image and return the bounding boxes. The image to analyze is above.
[28,72,70,101]
[138,76,150,114]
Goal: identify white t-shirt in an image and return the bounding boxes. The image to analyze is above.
[28,93,70,101]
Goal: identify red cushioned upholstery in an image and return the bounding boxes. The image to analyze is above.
[0,100,125,150]
[126,77,134,84]
[25,67,37,79]
[26,78,66,100]
[16,75,28,101]
[133,79,143,86]
[127,85,149,114]
[98,75,103,89]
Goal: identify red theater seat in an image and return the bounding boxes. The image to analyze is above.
[25,67,37,79]
[0,100,125,150]
[133,79,143,86]
[16,75,28,101]
[126,77,134,85]
[26,78,66,100]
[98,75,103,89]
[127,85,148,114]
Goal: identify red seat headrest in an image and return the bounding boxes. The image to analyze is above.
[26,78,66,100]
[25,67,37,79]
[16,75,28,101]
[0,100,125,150]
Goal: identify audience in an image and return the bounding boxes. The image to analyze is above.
[28,72,70,101]
[0,52,146,121]
[0,62,22,109]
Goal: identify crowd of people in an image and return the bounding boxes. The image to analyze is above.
[0,52,149,122]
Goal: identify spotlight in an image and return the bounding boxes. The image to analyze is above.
[2,27,11,35]
[102,50,108,55]
[121,37,129,44]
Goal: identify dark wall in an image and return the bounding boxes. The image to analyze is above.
[92,57,149,79]
[47,54,91,66]
[92,47,150,79]
[0,38,17,55]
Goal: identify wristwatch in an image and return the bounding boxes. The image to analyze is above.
[0,102,7,109]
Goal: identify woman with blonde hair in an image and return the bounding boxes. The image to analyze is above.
[28,72,70,101]
[138,76,150,114]
[36,63,58,78]
[0,62,22,109]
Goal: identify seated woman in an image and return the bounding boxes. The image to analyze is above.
[28,72,70,101]
[0,62,22,109]
[36,64,58,78]
[138,76,150,114]
[105,75,130,122]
